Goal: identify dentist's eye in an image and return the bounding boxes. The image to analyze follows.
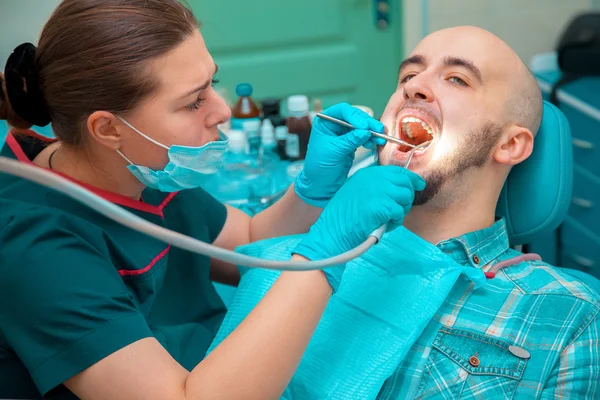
[186,96,206,111]
[211,77,220,87]
[449,76,468,87]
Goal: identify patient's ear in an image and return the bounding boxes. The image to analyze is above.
[493,124,534,166]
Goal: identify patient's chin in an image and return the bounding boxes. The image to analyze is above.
[413,170,446,206]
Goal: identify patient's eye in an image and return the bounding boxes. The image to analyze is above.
[449,76,468,87]
[400,73,417,84]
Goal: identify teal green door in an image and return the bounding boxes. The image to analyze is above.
[189,0,404,117]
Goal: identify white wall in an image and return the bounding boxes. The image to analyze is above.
[0,0,61,68]
[403,0,597,66]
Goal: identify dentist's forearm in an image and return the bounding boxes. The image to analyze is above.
[187,264,331,399]
[249,184,321,242]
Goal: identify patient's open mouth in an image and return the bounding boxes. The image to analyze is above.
[397,116,435,153]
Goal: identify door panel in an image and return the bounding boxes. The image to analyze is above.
[189,0,403,117]
[200,1,345,51]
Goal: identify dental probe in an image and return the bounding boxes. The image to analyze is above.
[404,140,432,168]
[315,113,417,148]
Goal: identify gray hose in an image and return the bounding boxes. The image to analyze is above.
[0,156,385,271]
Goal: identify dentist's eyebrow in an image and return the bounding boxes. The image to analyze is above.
[399,54,426,76]
[179,64,219,99]
[443,56,483,84]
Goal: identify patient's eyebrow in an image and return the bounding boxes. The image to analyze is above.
[399,54,426,75]
[444,56,483,84]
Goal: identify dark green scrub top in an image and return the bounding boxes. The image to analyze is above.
[0,131,229,399]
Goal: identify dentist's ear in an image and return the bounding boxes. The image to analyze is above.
[493,124,534,166]
[87,111,124,151]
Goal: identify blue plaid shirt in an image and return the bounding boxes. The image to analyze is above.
[377,219,600,399]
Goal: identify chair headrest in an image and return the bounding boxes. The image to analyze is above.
[496,101,573,246]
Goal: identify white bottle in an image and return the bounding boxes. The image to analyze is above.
[243,119,262,155]
[223,130,251,172]
[260,119,279,164]
[275,125,288,159]
[286,134,300,160]
[214,129,252,202]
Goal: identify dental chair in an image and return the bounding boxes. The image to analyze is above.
[497,100,600,295]
[214,101,600,307]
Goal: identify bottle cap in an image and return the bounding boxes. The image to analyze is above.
[287,95,309,117]
[261,119,275,145]
[236,83,253,97]
[261,98,281,116]
[227,130,247,152]
[275,125,288,140]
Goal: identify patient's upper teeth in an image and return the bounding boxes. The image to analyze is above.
[402,122,414,138]
[421,121,433,134]
[401,116,435,136]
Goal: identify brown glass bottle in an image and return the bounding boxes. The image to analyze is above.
[231,83,260,131]
[286,95,311,160]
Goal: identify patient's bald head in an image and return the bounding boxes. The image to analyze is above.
[432,26,543,135]
[506,63,544,136]
[378,26,543,208]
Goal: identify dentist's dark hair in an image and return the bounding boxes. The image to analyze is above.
[0,0,199,145]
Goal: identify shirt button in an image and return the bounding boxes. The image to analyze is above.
[473,254,481,264]
[509,345,531,359]
[469,355,480,367]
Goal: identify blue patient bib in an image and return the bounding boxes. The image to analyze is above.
[207,227,486,400]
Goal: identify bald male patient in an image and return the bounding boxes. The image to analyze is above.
[371,26,599,399]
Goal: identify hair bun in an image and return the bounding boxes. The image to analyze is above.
[0,73,8,120]
[4,42,51,127]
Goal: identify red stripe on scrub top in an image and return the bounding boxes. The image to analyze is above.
[6,130,169,217]
[158,192,178,211]
[118,245,171,277]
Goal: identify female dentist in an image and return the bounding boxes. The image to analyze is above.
[0,1,424,399]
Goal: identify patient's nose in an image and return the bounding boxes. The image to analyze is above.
[403,76,434,102]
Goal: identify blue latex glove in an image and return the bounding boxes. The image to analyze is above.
[293,165,426,292]
[294,103,387,208]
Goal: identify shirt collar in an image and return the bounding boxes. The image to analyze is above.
[436,218,510,268]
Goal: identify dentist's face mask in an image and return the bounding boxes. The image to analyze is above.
[116,117,228,193]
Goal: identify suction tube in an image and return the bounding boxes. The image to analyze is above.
[0,156,385,271]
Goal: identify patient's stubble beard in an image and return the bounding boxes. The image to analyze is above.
[413,121,503,206]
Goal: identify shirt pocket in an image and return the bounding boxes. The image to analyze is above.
[414,327,528,400]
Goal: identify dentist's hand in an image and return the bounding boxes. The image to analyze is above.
[294,103,387,208]
[293,165,426,292]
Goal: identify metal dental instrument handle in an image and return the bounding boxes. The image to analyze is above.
[315,113,417,149]
[366,138,431,243]
[404,140,431,168]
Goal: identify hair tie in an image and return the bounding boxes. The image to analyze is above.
[4,42,51,126]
